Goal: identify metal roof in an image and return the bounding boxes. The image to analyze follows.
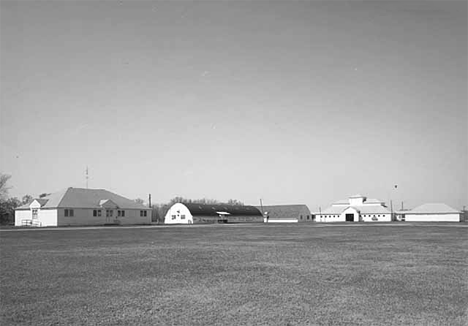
[257,205,311,219]
[403,203,460,214]
[15,187,148,210]
[183,203,262,216]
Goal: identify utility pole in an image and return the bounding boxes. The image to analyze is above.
[148,194,152,208]
[86,166,89,189]
[260,199,264,222]
[319,206,322,222]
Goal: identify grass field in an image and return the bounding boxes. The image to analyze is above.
[1,223,467,325]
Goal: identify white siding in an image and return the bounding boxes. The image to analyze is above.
[404,214,460,222]
[266,219,298,223]
[58,208,151,226]
[360,213,391,222]
[39,209,58,226]
[164,203,193,224]
[15,210,31,226]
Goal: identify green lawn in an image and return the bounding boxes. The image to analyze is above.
[1,224,467,325]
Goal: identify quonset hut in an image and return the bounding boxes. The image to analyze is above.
[164,203,263,224]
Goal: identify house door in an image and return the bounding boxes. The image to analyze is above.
[345,214,354,222]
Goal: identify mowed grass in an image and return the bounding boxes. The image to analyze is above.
[1,224,467,326]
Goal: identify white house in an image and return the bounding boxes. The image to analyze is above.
[397,203,461,222]
[15,187,152,227]
[316,194,392,222]
[164,202,263,224]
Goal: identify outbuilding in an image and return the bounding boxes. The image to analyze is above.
[15,187,152,227]
[257,205,312,223]
[164,203,263,224]
[397,203,461,222]
[316,194,392,222]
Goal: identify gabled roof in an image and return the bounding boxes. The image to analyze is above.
[352,205,390,214]
[318,205,390,215]
[349,194,365,198]
[404,203,460,214]
[184,203,262,216]
[256,205,311,220]
[16,187,148,210]
[320,206,347,214]
[363,198,383,204]
[332,199,350,206]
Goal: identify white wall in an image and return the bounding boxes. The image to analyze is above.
[39,209,58,226]
[266,219,298,223]
[316,214,344,222]
[58,208,151,226]
[164,203,193,224]
[15,209,58,226]
[360,213,391,222]
[404,214,460,222]
[15,210,31,226]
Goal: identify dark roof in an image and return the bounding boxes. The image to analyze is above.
[256,205,311,219]
[16,187,148,210]
[183,203,262,216]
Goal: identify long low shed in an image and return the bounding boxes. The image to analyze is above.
[398,203,461,222]
[164,203,263,224]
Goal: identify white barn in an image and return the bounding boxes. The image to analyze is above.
[397,203,461,222]
[316,194,392,222]
[15,187,152,227]
[164,202,263,224]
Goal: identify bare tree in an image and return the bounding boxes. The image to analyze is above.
[22,195,33,205]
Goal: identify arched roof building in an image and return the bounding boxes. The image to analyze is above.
[164,203,263,224]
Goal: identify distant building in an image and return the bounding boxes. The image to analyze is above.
[164,203,263,224]
[397,203,461,222]
[257,205,312,223]
[15,187,152,227]
[316,194,391,222]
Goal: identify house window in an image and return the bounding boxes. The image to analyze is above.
[106,210,113,217]
[307,215,310,220]
[140,210,147,217]
[93,209,102,217]
[65,209,74,217]
[117,210,125,217]
[32,209,38,219]
[181,214,186,219]
[172,214,176,220]
[300,215,303,220]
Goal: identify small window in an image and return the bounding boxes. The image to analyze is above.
[32,209,38,219]
[69,209,74,217]
[65,209,68,217]
[106,210,113,217]
[93,210,98,217]
[121,210,125,217]
[172,214,176,220]
[98,210,101,217]
[181,214,186,219]
[300,215,303,220]
[141,210,148,217]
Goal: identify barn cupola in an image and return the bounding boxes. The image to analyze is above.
[349,194,366,206]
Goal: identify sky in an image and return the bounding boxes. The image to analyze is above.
[1,0,467,211]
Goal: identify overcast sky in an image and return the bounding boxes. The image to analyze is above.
[1,0,467,211]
